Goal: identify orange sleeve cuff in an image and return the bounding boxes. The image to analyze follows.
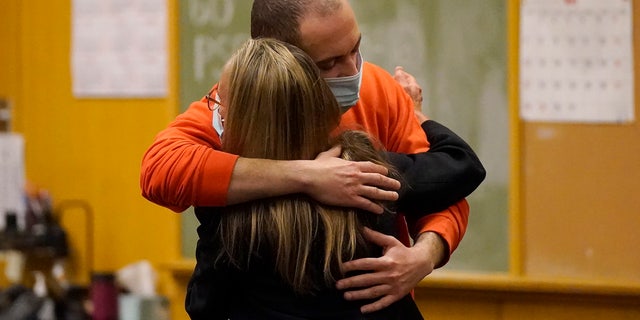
[410,199,469,265]
[194,150,239,207]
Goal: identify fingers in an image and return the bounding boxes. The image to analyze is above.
[341,282,401,313]
[394,66,407,79]
[357,161,401,190]
[336,265,385,294]
[350,174,399,213]
[310,150,400,213]
[343,283,392,301]
[393,66,412,87]
[362,171,401,192]
[356,159,389,175]
[350,187,397,214]
[393,66,412,82]
[351,198,385,215]
[316,145,342,159]
[393,65,424,109]
[339,280,400,314]
[360,182,399,200]
[360,295,398,314]
[338,232,399,273]
[350,162,400,213]
[339,257,381,275]
[361,227,398,247]
[336,270,410,313]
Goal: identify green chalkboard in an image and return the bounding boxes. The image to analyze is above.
[178,0,251,259]
[179,0,509,273]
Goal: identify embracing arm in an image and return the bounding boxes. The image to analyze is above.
[140,99,400,213]
[335,66,484,313]
[229,147,401,212]
[392,65,485,215]
[140,100,237,212]
[392,68,484,260]
[335,176,471,314]
[387,120,486,216]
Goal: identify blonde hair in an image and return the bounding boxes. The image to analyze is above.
[216,38,393,293]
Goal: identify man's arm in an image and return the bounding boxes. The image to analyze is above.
[385,65,481,257]
[229,146,401,213]
[388,120,486,216]
[336,228,445,313]
[392,66,486,215]
[140,98,401,213]
[140,99,236,212]
[335,64,483,313]
[382,120,478,267]
[391,65,482,258]
[336,154,472,314]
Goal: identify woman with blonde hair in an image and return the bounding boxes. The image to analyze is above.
[191,37,424,319]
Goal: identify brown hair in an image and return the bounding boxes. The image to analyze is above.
[216,38,394,293]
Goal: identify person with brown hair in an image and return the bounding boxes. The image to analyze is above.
[206,37,423,319]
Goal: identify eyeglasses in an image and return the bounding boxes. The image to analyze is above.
[205,89,225,127]
[205,89,223,112]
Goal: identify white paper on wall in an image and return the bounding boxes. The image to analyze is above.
[519,0,634,123]
[71,0,168,98]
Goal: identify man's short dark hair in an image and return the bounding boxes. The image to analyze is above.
[251,0,342,48]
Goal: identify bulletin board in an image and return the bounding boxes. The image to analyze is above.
[177,0,251,259]
[519,0,640,282]
[177,0,510,274]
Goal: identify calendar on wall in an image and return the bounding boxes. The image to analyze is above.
[519,0,634,123]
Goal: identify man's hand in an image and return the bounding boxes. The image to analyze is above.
[393,66,423,110]
[335,228,444,313]
[228,146,400,211]
[393,66,428,123]
[304,146,401,214]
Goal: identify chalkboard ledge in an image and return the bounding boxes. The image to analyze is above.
[419,271,640,302]
[160,259,640,302]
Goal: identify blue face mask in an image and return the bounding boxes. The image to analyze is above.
[211,93,224,137]
[324,52,363,113]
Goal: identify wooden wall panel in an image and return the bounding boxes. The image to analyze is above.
[521,0,640,283]
[3,0,182,282]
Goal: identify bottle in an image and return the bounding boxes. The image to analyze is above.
[90,272,119,320]
[2,211,21,250]
[33,271,56,320]
[2,212,26,284]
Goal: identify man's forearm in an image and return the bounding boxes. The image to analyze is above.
[407,199,469,263]
[226,157,308,205]
[412,231,447,270]
[227,149,401,213]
